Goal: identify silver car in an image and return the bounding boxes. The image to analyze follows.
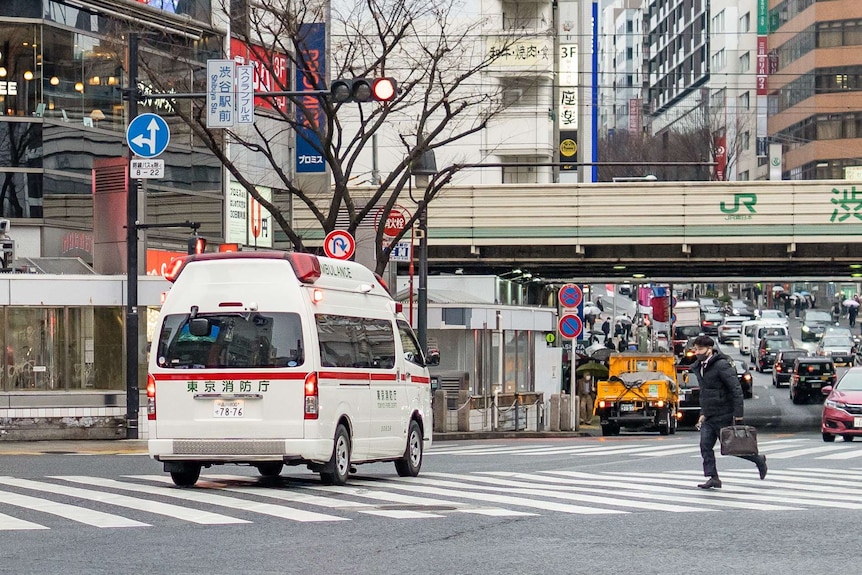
[815,334,857,367]
[718,316,747,343]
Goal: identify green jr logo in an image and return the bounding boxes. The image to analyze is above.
[719,193,757,214]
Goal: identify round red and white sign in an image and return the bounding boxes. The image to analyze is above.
[376,206,410,238]
[323,230,355,260]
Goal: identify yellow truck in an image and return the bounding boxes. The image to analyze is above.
[594,353,680,436]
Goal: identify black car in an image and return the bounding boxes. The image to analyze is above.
[800,309,835,342]
[754,335,795,372]
[772,349,808,387]
[790,357,837,404]
[728,357,753,399]
[700,312,723,336]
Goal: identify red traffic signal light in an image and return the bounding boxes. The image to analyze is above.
[330,78,397,103]
[187,236,206,255]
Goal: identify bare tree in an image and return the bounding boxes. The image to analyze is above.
[129,0,520,274]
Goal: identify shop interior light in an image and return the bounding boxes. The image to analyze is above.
[74,82,84,92]
[23,70,33,80]
[49,76,59,85]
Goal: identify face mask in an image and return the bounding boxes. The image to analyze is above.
[695,352,708,362]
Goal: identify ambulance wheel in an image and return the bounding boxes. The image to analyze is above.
[170,464,201,487]
[395,420,423,477]
[321,424,351,486]
[256,462,283,478]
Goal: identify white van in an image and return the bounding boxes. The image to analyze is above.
[740,319,788,359]
[147,251,434,487]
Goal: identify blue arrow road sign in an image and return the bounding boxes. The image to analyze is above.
[126,113,170,158]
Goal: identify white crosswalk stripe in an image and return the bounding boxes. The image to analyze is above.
[428,437,862,460]
[2,466,862,531]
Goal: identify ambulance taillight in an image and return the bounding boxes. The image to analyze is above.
[146,374,157,420]
[304,372,319,419]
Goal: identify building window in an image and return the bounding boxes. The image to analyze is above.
[741,131,750,151]
[739,52,750,73]
[739,170,750,181]
[738,91,750,111]
[740,12,751,33]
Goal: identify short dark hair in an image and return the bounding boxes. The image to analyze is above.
[693,335,715,348]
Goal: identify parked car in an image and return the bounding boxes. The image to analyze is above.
[800,309,835,342]
[728,357,754,399]
[754,335,795,372]
[700,312,723,336]
[821,366,862,442]
[791,356,837,404]
[772,349,808,387]
[815,333,857,367]
[717,316,747,343]
[698,297,722,314]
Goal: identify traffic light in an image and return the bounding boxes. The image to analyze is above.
[187,235,206,255]
[330,78,397,103]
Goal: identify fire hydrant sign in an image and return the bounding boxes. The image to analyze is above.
[376,206,410,238]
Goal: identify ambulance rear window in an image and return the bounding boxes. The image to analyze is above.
[316,314,395,369]
[157,312,304,369]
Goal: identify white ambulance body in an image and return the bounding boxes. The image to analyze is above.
[147,251,433,487]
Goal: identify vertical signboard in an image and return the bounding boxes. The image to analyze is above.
[226,181,273,247]
[207,59,235,128]
[295,23,326,173]
[558,44,578,131]
[230,38,289,112]
[769,143,783,180]
[236,64,255,125]
[756,0,769,154]
[248,185,273,248]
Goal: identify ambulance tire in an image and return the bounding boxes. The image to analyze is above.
[256,462,284,478]
[321,424,351,486]
[170,464,201,487]
[395,420,423,477]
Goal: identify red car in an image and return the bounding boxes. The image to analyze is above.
[821,367,862,442]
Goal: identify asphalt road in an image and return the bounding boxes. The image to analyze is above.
[1,430,861,575]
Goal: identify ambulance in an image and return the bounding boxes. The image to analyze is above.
[147,251,434,487]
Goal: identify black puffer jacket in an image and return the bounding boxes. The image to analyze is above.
[690,350,744,418]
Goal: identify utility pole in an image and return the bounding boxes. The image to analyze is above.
[125,33,140,439]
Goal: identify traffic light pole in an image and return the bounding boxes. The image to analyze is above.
[125,33,140,439]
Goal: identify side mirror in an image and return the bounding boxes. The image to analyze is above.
[822,385,833,395]
[426,348,440,366]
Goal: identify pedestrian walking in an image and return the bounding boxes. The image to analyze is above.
[601,318,611,338]
[850,296,859,328]
[690,335,767,489]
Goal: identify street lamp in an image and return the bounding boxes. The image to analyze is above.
[410,149,437,353]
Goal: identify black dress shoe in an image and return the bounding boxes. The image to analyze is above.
[757,455,768,480]
[698,477,722,489]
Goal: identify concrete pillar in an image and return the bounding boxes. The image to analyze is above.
[433,390,447,433]
[549,394,561,432]
[457,390,471,432]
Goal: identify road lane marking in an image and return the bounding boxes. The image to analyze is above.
[0,477,246,525]
[0,489,148,528]
[57,476,346,523]
[0,511,47,530]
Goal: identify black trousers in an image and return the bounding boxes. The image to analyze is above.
[700,413,761,478]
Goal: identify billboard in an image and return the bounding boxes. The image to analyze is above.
[295,23,327,173]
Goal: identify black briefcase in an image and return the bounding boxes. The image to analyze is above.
[719,425,759,456]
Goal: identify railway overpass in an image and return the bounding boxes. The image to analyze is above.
[297,180,862,282]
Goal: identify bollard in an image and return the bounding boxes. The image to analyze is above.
[457,390,471,432]
[560,394,572,431]
[433,390,447,433]
[573,395,580,431]
[549,394,561,432]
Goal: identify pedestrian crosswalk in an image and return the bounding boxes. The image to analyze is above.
[1,466,862,531]
[427,437,862,460]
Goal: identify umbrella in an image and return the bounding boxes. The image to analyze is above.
[576,361,609,378]
[844,299,860,307]
[590,348,613,362]
[614,315,633,325]
[583,304,602,316]
[772,286,785,292]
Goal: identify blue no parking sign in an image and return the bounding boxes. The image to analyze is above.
[558,314,583,339]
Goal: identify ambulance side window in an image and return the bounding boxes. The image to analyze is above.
[397,320,425,366]
[315,314,395,369]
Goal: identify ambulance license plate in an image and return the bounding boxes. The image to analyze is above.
[213,400,244,418]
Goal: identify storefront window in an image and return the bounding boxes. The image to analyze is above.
[1,306,124,391]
